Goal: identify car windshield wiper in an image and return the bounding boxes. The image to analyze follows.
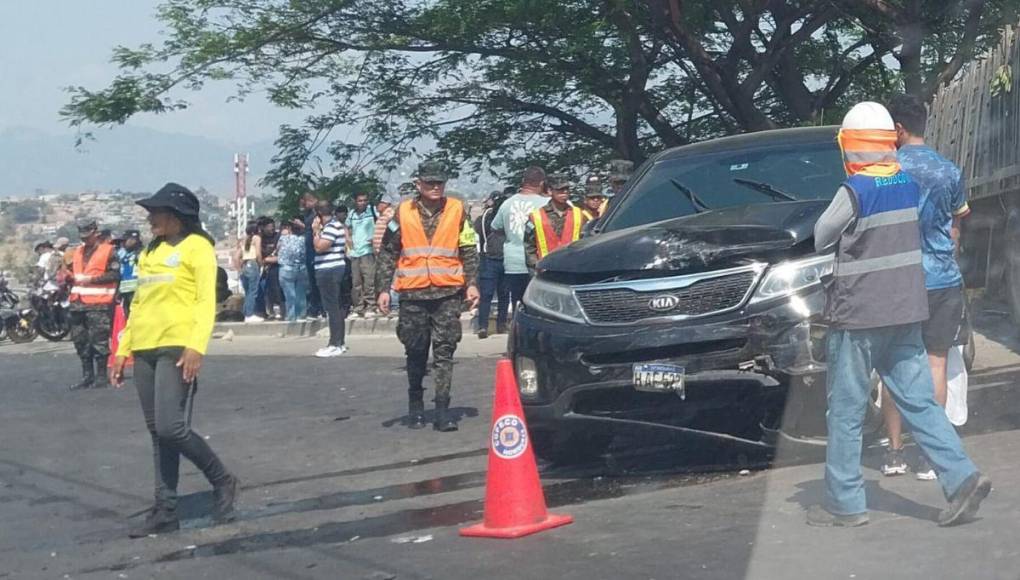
[732,178,798,202]
[670,179,710,213]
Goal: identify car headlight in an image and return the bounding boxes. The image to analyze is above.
[750,254,833,304]
[522,277,587,324]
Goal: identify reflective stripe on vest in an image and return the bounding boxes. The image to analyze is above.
[70,286,117,296]
[825,172,929,329]
[70,243,117,305]
[394,198,466,291]
[137,274,176,287]
[532,206,583,259]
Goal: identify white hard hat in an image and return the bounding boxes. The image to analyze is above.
[841,102,895,131]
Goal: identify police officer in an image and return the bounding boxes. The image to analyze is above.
[582,175,607,220]
[524,172,588,272]
[376,160,480,431]
[68,219,120,391]
[117,229,143,316]
[607,159,634,195]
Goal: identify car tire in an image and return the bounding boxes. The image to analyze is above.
[530,429,613,465]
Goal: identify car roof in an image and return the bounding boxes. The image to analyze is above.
[654,126,840,162]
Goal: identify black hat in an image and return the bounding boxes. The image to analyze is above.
[123,229,141,240]
[34,241,53,251]
[136,183,200,217]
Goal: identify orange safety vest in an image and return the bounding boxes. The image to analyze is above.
[394,198,466,291]
[531,205,583,259]
[70,243,117,305]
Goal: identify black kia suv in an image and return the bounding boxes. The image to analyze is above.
[511,126,872,463]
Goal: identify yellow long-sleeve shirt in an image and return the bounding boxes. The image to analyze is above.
[116,234,217,356]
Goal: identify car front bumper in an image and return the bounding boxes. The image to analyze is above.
[510,288,830,443]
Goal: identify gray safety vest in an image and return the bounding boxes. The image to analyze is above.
[825,172,929,329]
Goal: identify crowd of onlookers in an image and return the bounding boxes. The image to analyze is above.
[229,165,624,357]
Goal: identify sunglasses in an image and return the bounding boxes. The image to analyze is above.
[421,181,445,190]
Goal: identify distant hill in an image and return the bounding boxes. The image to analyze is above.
[0,125,277,197]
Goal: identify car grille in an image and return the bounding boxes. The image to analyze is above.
[574,270,758,324]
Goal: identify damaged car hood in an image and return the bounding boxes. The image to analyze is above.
[540,200,829,277]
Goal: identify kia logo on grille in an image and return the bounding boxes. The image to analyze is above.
[648,294,679,312]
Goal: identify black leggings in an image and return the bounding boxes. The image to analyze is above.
[134,347,230,509]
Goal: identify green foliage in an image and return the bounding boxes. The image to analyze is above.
[61,0,1019,192]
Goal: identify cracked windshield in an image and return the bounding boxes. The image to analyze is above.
[2,1,1019,579]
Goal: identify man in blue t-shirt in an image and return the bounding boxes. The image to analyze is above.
[490,166,549,308]
[881,95,972,480]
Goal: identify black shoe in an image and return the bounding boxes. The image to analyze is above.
[881,447,908,477]
[938,472,992,527]
[914,456,938,481]
[477,329,488,339]
[128,507,179,538]
[69,359,95,391]
[408,399,427,430]
[433,398,458,432]
[805,505,869,527]
[213,475,241,521]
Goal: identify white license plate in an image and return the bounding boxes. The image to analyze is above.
[633,363,686,398]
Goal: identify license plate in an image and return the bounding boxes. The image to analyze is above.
[633,363,686,398]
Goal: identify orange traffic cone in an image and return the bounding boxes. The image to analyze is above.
[460,359,573,539]
[107,303,133,369]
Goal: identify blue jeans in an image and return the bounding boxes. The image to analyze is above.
[477,256,509,332]
[825,323,977,515]
[240,261,260,317]
[279,266,308,321]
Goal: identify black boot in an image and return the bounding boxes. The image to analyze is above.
[92,358,110,389]
[408,392,427,430]
[69,358,95,391]
[433,397,458,432]
[212,474,241,521]
[128,506,179,538]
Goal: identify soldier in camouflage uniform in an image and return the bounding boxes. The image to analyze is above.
[524,172,588,272]
[68,219,120,391]
[376,160,480,431]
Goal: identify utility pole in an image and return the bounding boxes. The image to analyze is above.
[232,153,251,239]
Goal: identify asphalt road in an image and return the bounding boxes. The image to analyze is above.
[2,309,1020,580]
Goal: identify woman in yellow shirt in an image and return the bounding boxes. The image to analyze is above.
[110,183,239,538]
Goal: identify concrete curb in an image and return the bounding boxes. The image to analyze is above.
[213,316,478,338]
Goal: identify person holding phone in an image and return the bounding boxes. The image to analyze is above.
[110,183,240,538]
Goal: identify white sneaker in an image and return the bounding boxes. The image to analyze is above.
[244,315,265,323]
[315,345,346,358]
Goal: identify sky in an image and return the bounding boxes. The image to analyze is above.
[0,0,302,145]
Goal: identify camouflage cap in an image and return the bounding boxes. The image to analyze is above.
[547,172,572,190]
[608,159,634,182]
[584,175,605,197]
[416,160,449,182]
[76,218,98,232]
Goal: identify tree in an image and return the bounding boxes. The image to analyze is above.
[62,0,1017,185]
[9,202,42,224]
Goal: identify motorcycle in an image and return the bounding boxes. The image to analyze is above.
[0,275,18,309]
[28,288,71,341]
[1,306,37,343]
